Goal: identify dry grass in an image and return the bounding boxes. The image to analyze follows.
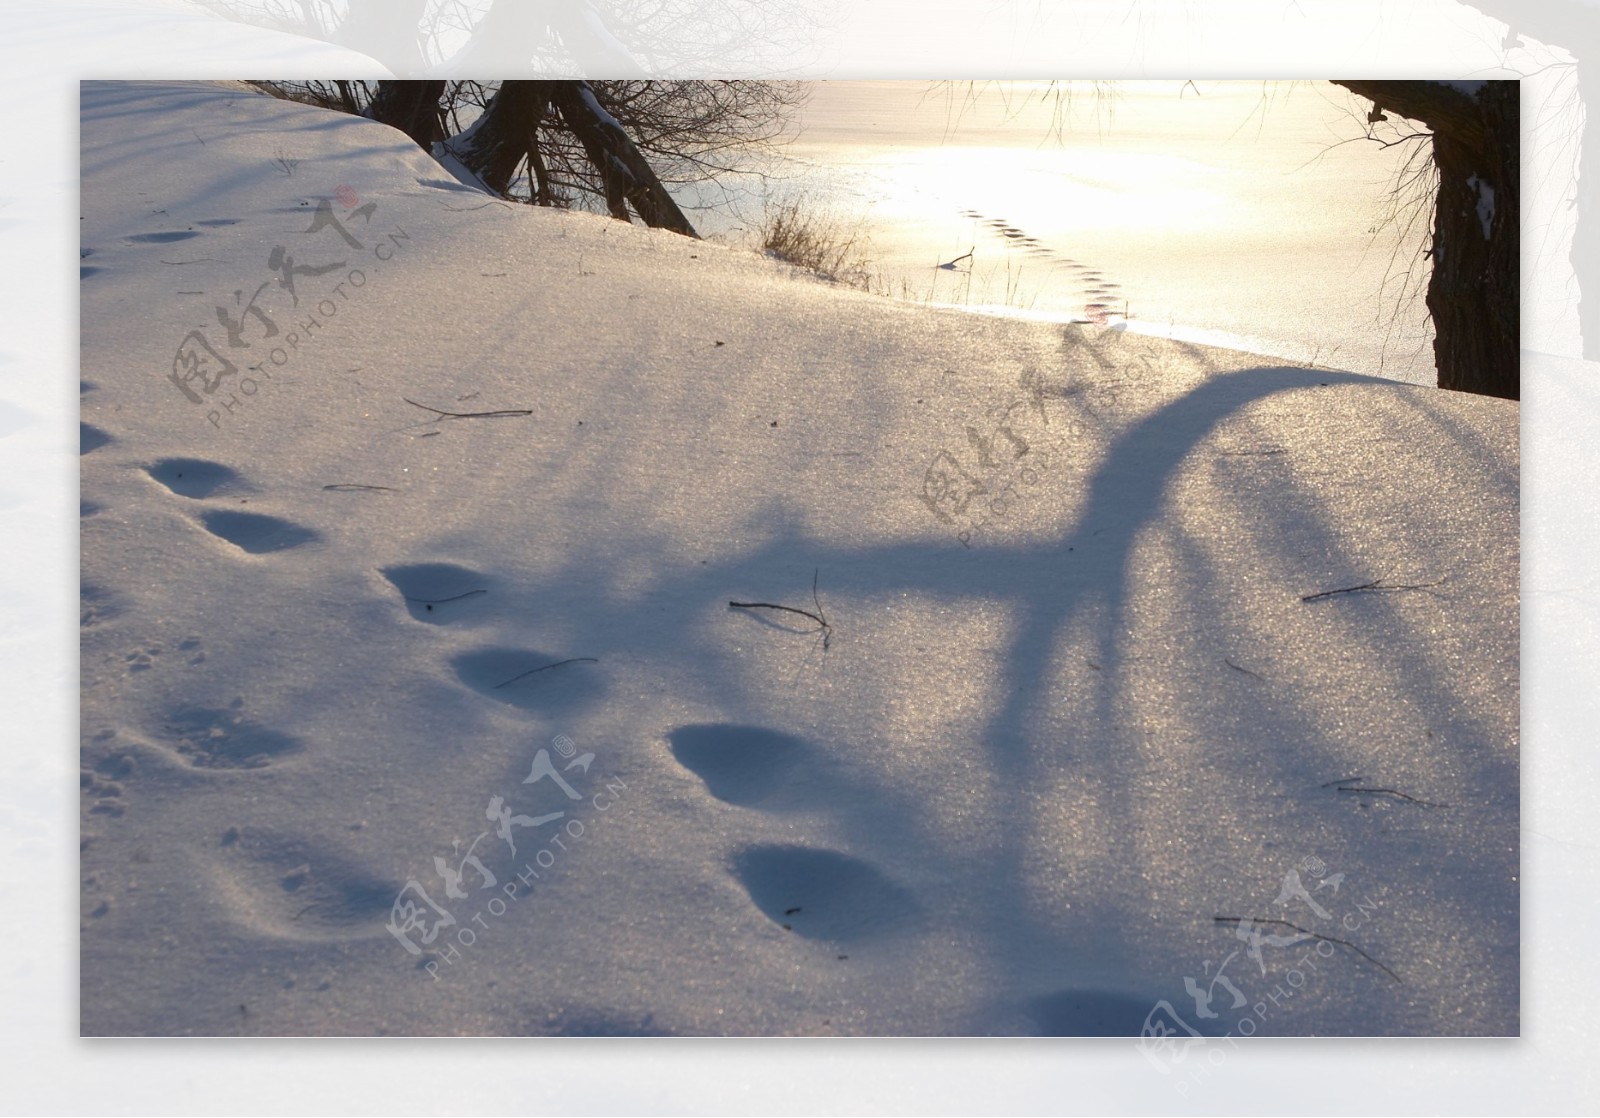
[757,197,873,290]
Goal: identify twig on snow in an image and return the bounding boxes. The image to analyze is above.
[405,589,487,610]
[1213,916,1401,982]
[729,569,833,650]
[1335,784,1451,808]
[404,397,532,419]
[1300,576,1444,602]
[493,657,598,689]
[1224,657,1265,680]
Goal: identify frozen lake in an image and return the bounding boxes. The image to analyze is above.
[686,80,1437,385]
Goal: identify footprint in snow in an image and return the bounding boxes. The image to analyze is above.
[531,1008,672,1037]
[1025,988,1214,1037]
[160,702,306,769]
[149,456,248,499]
[732,843,922,943]
[124,230,200,244]
[80,581,127,630]
[381,562,490,624]
[81,422,112,455]
[666,723,818,809]
[453,646,606,715]
[199,509,320,554]
[208,828,400,940]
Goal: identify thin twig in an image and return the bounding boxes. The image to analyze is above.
[1336,786,1451,808]
[323,483,396,491]
[1320,774,1366,788]
[729,600,827,628]
[404,590,486,605]
[811,568,832,651]
[404,397,532,419]
[1301,577,1444,602]
[1224,658,1265,680]
[493,657,597,689]
[1213,916,1401,982]
[729,568,832,650]
[437,199,513,212]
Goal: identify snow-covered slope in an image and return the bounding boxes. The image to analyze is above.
[79,81,1518,1037]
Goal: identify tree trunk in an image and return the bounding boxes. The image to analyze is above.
[445,80,553,197]
[1333,80,1519,400]
[1444,1,1597,359]
[443,80,697,237]
[367,80,447,151]
[547,81,699,237]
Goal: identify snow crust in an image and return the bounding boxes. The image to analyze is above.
[79,81,1519,1038]
[1468,175,1497,239]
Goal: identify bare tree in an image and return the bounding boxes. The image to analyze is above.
[257,78,800,237]
[1333,81,1519,400]
[431,79,698,235]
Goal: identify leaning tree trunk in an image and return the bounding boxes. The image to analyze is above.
[546,81,699,238]
[442,79,698,237]
[367,80,447,151]
[445,81,555,197]
[1333,80,1519,400]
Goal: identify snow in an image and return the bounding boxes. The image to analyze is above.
[79,80,1518,1039]
[1468,174,1497,239]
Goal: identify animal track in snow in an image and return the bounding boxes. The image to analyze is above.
[124,230,200,244]
[1025,988,1195,1037]
[199,509,320,554]
[119,636,203,673]
[160,701,305,769]
[209,828,399,939]
[80,581,127,630]
[124,644,162,673]
[381,562,490,623]
[667,723,814,808]
[731,843,921,943]
[149,457,247,499]
[80,764,126,818]
[530,1008,672,1037]
[959,209,1130,323]
[81,423,112,455]
[453,646,605,714]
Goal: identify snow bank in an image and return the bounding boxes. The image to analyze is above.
[79,81,1518,1038]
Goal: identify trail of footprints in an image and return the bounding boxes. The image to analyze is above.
[667,724,923,946]
[81,217,241,280]
[88,446,1150,1027]
[958,208,1126,323]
